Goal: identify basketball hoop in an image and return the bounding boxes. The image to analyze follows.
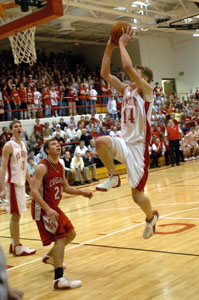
[0,0,63,65]
[9,27,37,66]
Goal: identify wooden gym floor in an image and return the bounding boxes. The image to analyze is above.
[0,161,199,300]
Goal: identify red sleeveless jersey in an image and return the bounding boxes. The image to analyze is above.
[40,159,64,209]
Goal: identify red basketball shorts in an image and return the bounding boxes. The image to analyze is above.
[33,206,74,246]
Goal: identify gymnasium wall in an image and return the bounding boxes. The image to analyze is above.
[139,34,176,87]
[139,33,199,93]
[171,35,199,93]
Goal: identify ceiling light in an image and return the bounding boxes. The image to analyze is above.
[114,7,127,11]
[131,1,149,8]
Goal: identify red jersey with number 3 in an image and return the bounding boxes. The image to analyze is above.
[122,86,153,144]
[40,159,64,209]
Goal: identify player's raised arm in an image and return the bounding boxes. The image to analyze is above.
[101,38,127,95]
[62,166,93,199]
[118,27,153,102]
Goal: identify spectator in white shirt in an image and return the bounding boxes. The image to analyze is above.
[107,97,118,119]
[109,126,121,137]
[89,85,97,114]
[70,153,87,185]
[50,87,58,117]
[74,140,88,156]
[52,124,65,139]
[65,123,78,141]
[76,123,84,140]
[33,87,41,117]
[67,116,77,129]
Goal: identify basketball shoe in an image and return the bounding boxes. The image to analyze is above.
[53,276,82,290]
[42,254,66,269]
[11,244,36,256]
[143,211,159,239]
[96,174,121,191]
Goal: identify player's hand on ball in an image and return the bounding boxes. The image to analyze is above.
[82,190,93,199]
[119,26,133,46]
[45,207,59,222]
[107,38,118,49]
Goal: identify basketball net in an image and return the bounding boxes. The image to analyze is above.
[9,27,37,66]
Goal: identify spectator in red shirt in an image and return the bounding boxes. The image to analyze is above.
[1,127,11,141]
[68,84,77,116]
[153,82,162,99]
[79,83,88,114]
[117,99,122,119]
[90,113,98,125]
[183,112,192,128]
[195,87,199,100]
[18,83,27,119]
[27,86,35,119]
[165,119,181,167]
[90,126,100,140]
[33,118,43,135]
[42,86,51,118]
[11,85,21,120]
[100,80,109,106]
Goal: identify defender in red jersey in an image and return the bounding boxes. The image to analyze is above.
[31,138,93,291]
[96,26,158,239]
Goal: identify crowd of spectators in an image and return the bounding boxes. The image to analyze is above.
[0,50,123,121]
[1,49,199,178]
[0,113,123,185]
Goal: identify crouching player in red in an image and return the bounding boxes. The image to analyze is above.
[31,138,93,290]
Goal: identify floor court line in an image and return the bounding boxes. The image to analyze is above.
[70,242,199,257]
[7,206,199,272]
[66,203,199,215]
[162,217,199,220]
[1,202,198,221]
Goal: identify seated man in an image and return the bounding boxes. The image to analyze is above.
[88,139,103,167]
[83,150,99,183]
[61,151,76,184]
[70,153,87,185]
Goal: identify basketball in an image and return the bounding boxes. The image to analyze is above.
[110,21,131,45]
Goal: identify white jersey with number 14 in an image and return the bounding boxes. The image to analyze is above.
[121,86,153,144]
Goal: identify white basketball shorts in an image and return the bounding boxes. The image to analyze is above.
[110,136,150,191]
[5,183,27,214]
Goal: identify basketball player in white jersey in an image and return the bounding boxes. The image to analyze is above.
[96,27,159,239]
[0,120,36,256]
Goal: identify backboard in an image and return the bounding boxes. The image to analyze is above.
[0,0,63,40]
